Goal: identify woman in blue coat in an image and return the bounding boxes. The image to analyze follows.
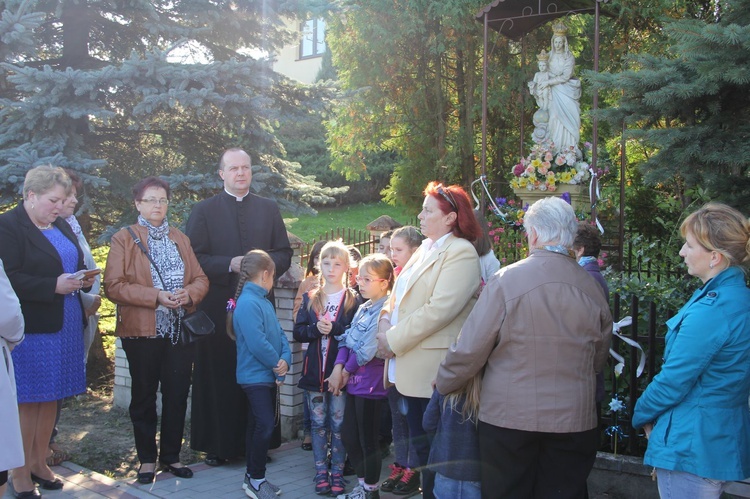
[632,203,750,498]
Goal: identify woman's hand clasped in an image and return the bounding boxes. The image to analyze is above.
[56,273,93,294]
[376,331,394,359]
[157,290,180,309]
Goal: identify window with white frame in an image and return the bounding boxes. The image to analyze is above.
[300,18,326,59]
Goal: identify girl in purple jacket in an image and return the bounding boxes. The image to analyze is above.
[328,254,394,499]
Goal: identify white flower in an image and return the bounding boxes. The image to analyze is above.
[614,362,624,377]
[609,398,625,413]
[539,184,547,191]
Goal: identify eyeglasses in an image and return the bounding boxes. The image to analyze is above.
[436,184,458,212]
[355,276,387,285]
[140,198,169,206]
[140,198,170,206]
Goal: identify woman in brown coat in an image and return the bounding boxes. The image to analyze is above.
[105,177,208,484]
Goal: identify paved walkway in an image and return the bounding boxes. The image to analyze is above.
[3,442,415,499]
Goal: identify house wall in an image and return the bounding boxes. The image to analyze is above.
[271,18,324,84]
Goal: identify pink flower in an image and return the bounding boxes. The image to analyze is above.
[508,199,516,206]
[601,252,608,259]
[597,258,605,267]
[516,242,522,248]
[513,163,525,176]
[489,230,495,236]
[547,184,557,191]
[544,152,553,161]
[498,227,505,233]
[494,236,500,243]
[555,155,566,166]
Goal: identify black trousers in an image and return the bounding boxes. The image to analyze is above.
[341,395,383,485]
[243,385,276,479]
[122,337,193,465]
[478,422,598,499]
[404,395,435,499]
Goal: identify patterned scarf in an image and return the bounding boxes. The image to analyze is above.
[137,215,185,341]
[66,215,82,237]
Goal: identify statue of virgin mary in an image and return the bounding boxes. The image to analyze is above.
[535,22,581,155]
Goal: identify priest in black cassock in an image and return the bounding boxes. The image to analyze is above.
[185,148,292,465]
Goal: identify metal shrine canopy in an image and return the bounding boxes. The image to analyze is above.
[476,0,609,204]
[475,0,622,255]
[476,0,597,39]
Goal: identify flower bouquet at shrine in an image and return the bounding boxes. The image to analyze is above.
[509,140,596,211]
[510,139,592,192]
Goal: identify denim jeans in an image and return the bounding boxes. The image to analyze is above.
[302,389,312,436]
[434,473,481,499]
[388,386,417,468]
[306,390,347,474]
[242,384,276,479]
[656,468,726,499]
[404,395,435,499]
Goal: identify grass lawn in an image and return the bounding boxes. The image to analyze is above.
[283,202,417,242]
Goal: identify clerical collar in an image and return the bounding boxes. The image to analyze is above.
[224,188,250,202]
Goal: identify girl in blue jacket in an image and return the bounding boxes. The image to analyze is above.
[228,250,291,499]
[633,203,750,498]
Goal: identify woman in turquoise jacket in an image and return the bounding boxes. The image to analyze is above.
[633,203,750,498]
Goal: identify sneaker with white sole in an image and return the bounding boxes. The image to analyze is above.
[337,485,380,499]
[243,476,281,498]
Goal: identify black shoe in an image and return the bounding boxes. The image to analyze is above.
[204,454,227,466]
[392,468,420,496]
[162,463,193,479]
[30,473,63,490]
[301,440,313,451]
[137,463,156,484]
[12,488,41,499]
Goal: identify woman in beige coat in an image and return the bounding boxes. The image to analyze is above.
[375,182,482,498]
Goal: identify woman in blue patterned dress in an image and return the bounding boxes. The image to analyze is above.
[0,165,95,497]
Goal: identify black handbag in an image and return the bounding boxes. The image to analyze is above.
[181,310,215,343]
[126,227,215,344]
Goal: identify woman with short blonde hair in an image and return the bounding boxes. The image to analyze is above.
[633,202,750,498]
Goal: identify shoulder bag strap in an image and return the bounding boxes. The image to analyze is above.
[126,226,167,290]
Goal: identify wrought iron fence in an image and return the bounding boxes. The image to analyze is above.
[294,218,682,457]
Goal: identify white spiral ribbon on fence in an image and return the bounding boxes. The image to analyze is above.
[609,316,646,378]
[588,167,604,234]
[470,175,507,219]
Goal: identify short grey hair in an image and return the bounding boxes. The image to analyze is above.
[523,197,578,248]
[23,165,71,200]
